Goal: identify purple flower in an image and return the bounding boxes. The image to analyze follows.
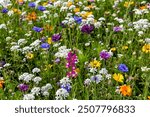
[32,26,43,32]
[18,84,29,92]
[0,61,6,67]
[74,16,82,24]
[41,43,50,49]
[100,50,111,60]
[52,33,61,42]
[113,26,122,32]
[81,24,94,34]
[38,6,46,11]
[28,2,36,8]
[118,64,128,72]
[55,58,60,63]
[1,8,8,13]
[61,84,71,92]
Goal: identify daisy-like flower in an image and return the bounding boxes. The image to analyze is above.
[89,60,101,68]
[113,73,124,83]
[119,85,132,96]
[142,44,150,53]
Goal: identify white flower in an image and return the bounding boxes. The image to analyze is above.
[60,77,71,86]
[105,74,112,79]
[42,91,49,96]
[32,76,42,84]
[31,87,40,96]
[32,68,41,73]
[55,46,71,58]
[23,94,35,100]
[99,68,108,75]
[41,83,52,93]
[84,78,91,86]
[90,74,102,84]
[10,45,20,51]
[141,66,150,72]
[55,88,69,100]
[145,38,150,43]
[3,63,11,67]
[24,74,34,83]
[18,39,27,46]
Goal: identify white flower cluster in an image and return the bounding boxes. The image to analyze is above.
[23,83,52,100]
[133,19,150,31]
[41,83,53,96]
[60,76,71,85]
[18,68,42,84]
[32,67,41,73]
[55,46,71,58]
[10,39,41,53]
[23,94,35,100]
[99,68,112,79]
[18,73,34,83]
[133,8,149,15]
[55,88,69,100]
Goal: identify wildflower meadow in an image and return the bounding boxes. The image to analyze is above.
[0,0,150,100]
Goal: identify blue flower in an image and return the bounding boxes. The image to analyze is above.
[32,26,43,32]
[41,43,50,49]
[118,64,129,72]
[38,6,46,11]
[1,8,8,13]
[28,2,36,8]
[73,16,82,24]
[61,83,71,92]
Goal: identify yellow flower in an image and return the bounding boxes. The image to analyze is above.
[89,60,101,68]
[113,73,124,83]
[124,1,134,8]
[81,12,93,19]
[110,47,116,52]
[142,44,150,53]
[120,85,132,96]
[148,96,150,100]
[47,37,52,44]
[26,53,34,59]
[122,46,128,50]
[44,64,53,71]
[67,2,73,7]
[43,2,48,6]
[74,8,80,13]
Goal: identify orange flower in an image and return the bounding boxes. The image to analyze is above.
[0,80,4,88]
[140,5,147,10]
[120,85,132,96]
[26,12,37,21]
[44,25,53,31]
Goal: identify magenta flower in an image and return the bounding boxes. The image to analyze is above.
[100,50,111,60]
